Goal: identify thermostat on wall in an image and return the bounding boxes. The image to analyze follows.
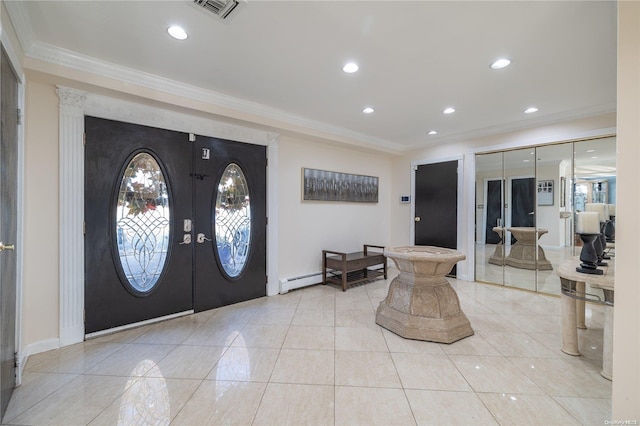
[400,195,411,204]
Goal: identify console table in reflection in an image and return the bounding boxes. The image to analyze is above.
[504,227,553,270]
[557,257,613,380]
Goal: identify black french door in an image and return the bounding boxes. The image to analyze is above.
[84,117,266,334]
[414,160,458,276]
[193,136,266,312]
[85,118,194,333]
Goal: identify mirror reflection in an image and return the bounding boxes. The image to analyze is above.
[475,152,504,286]
[474,136,616,296]
[502,148,537,292]
[535,143,574,293]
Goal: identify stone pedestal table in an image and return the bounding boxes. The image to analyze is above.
[505,227,553,270]
[375,246,473,344]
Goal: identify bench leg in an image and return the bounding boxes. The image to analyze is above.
[342,258,347,291]
[322,251,327,285]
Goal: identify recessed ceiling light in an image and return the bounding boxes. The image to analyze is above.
[427,130,438,135]
[587,149,595,153]
[592,156,599,159]
[524,107,539,114]
[168,25,188,40]
[343,62,359,73]
[523,159,530,163]
[491,58,511,69]
[443,107,455,114]
[362,107,374,114]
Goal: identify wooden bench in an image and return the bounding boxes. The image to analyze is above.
[322,244,387,291]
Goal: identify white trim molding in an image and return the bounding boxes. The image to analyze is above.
[266,134,280,296]
[57,86,87,347]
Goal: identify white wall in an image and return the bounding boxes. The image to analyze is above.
[278,135,393,281]
[22,77,60,348]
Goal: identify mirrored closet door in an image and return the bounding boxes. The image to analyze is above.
[474,136,616,295]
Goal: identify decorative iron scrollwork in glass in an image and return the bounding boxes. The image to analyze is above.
[215,163,251,278]
[115,152,170,293]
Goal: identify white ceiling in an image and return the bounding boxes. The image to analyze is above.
[7,0,617,153]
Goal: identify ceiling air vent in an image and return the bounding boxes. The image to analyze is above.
[193,0,239,20]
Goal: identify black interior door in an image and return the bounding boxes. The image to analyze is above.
[510,177,536,243]
[84,117,194,334]
[485,179,503,244]
[193,136,267,312]
[0,47,19,421]
[414,161,458,276]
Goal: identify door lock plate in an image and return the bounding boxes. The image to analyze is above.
[196,233,212,244]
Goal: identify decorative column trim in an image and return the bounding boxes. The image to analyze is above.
[266,134,280,296]
[57,86,87,346]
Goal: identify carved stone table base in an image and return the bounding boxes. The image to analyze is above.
[375,246,473,344]
[504,227,553,270]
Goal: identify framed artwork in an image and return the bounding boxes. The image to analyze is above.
[537,179,554,206]
[302,168,378,203]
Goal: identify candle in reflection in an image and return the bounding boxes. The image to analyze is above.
[585,203,609,222]
[576,211,604,275]
[605,204,616,242]
[576,212,600,234]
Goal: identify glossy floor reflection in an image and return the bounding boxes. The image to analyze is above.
[2,274,611,425]
[475,243,613,299]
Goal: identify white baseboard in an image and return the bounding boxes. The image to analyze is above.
[18,338,60,384]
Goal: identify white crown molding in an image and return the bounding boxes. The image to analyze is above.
[407,102,617,151]
[27,41,405,154]
[83,91,278,146]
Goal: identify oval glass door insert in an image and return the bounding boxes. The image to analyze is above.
[215,163,251,278]
[115,152,171,293]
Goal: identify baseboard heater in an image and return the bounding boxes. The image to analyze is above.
[279,265,394,294]
[279,272,323,294]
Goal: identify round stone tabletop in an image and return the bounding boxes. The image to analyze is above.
[383,246,466,263]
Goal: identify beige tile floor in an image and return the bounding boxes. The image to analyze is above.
[2,274,611,425]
